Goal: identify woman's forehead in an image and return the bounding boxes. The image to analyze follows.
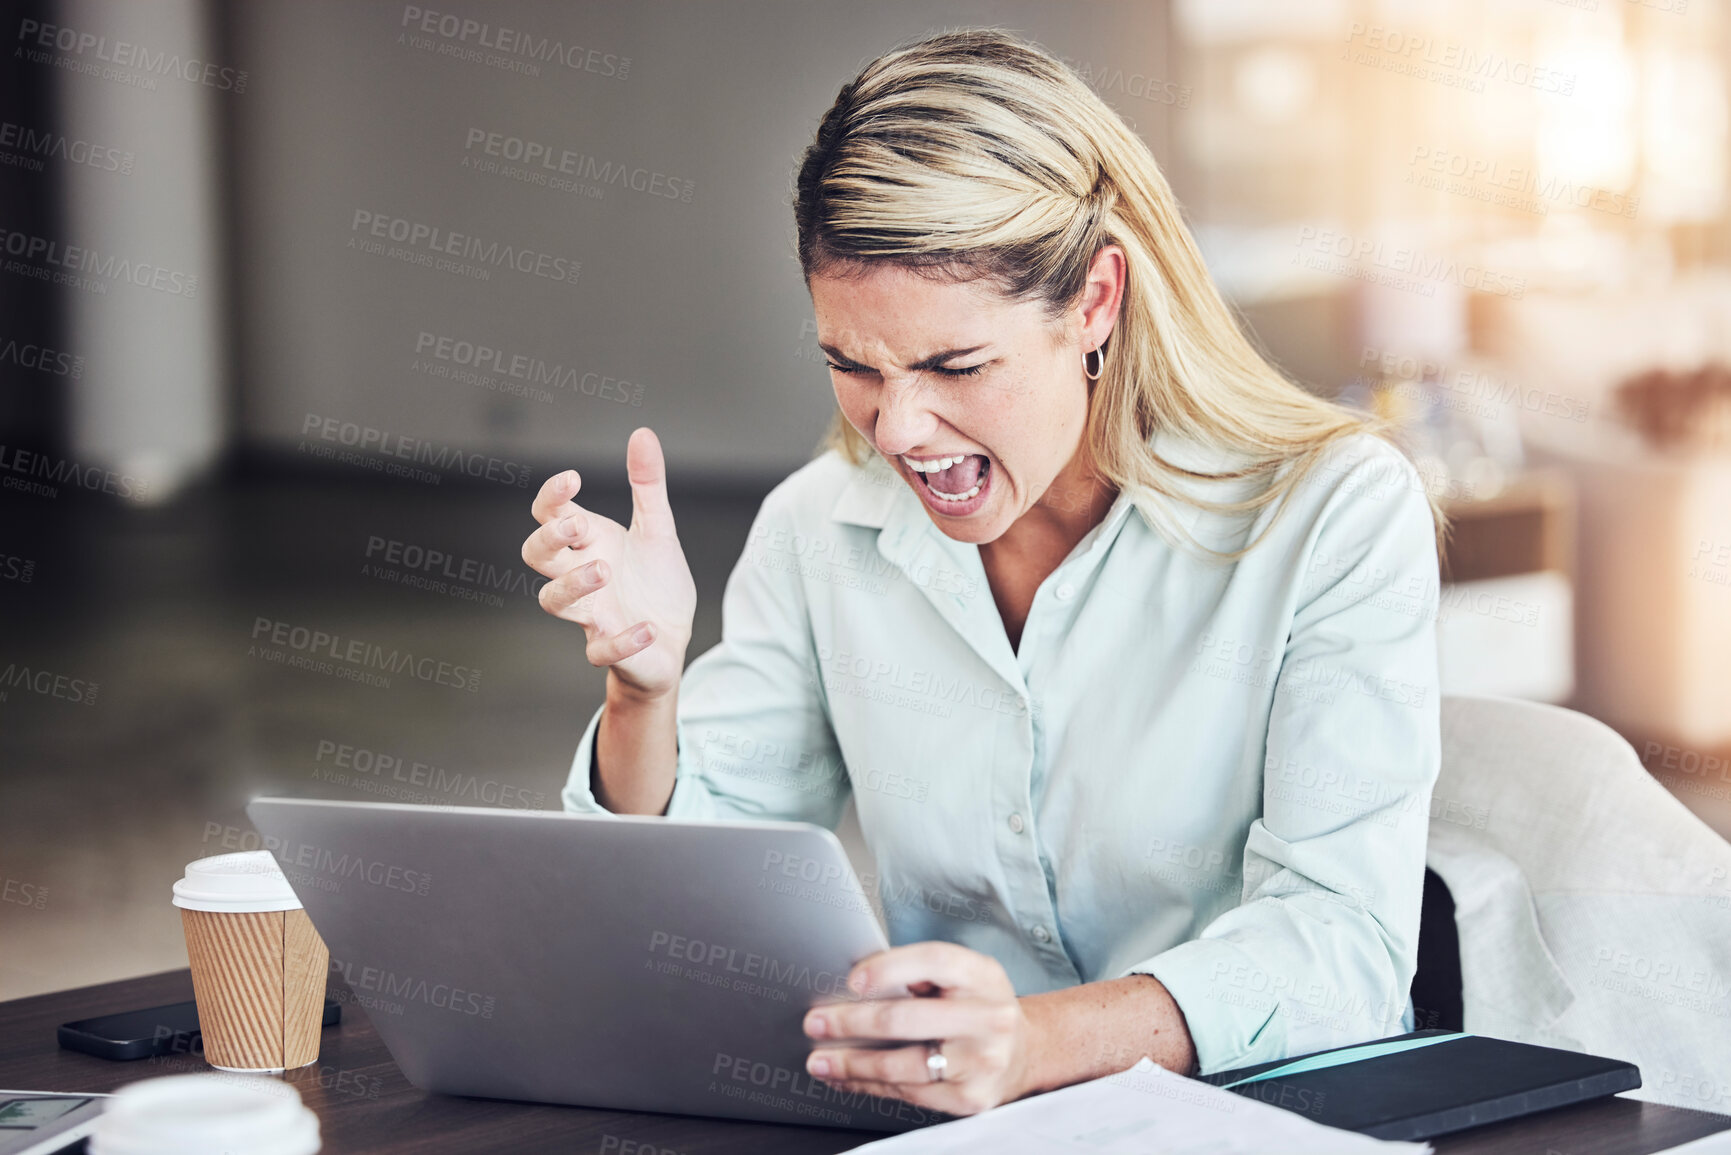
[810,266,1031,346]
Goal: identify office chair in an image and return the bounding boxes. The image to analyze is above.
[1420,694,1731,1114]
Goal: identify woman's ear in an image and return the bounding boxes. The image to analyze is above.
[1079,244,1128,350]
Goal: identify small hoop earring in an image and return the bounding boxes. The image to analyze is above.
[1083,345,1105,381]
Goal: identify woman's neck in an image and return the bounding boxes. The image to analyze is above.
[998,457,1118,562]
[977,459,1118,650]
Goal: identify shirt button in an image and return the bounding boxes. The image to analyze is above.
[1031,925,1052,943]
[1007,812,1025,834]
[1055,583,1075,601]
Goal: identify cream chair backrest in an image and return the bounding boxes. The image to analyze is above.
[1428,695,1731,1114]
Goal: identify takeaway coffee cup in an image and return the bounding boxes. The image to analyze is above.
[172,851,328,1073]
[90,1073,320,1155]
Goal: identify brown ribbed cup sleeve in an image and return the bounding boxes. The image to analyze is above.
[182,907,329,1070]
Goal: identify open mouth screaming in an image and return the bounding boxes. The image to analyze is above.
[901,453,991,505]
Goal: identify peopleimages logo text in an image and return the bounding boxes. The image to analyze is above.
[0,662,98,705]
[330,958,495,1017]
[0,338,82,377]
[1294,227,1525,299]
[0,121,133,173]
[414,331,644,405]
[250,617,482,692]
[16,18,249,91]
[300,413,534,488]
[365,535,543,600]
[349,210,580,285]
[463,128,692,201]
[400,6,629,79]
[0,444,149,500]
[0,226,198,297]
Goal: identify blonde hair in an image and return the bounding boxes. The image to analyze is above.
[792,28,1442,555]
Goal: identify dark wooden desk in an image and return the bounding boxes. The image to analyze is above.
[5,971,1728,1155]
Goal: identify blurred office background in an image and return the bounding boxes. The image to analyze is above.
[3,0,1730,1000]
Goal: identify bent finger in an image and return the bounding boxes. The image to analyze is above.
[808,996,1013,1046]
[521,511,596,574]
[849,943,1012,1001]
[808,1043,940,1088]
[584,621,656,668]
[531,469,583,524]
[537,559,609,617]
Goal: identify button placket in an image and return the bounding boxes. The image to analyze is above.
[998,704,1055,965]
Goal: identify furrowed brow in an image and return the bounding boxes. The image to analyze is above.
[817,343,988,371]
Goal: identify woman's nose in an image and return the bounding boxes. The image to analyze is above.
[873,374,939,457]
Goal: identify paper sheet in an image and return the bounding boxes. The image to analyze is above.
[845,1059,1432,1154]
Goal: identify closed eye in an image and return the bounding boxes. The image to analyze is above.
[823,362,987,378]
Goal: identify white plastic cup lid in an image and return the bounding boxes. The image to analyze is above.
[90,1073,321,1155]
[172,851,302,913]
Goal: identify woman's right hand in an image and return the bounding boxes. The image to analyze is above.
[523,427,697,701]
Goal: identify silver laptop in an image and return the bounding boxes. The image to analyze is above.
[245,797,937,1133]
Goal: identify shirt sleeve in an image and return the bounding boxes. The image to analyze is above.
[560,484,851,827]
[1129,442,1443,1074]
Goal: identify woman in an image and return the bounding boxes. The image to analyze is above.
[521,29,1441,1117]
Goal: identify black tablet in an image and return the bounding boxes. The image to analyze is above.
[1202,1030,1640,1142]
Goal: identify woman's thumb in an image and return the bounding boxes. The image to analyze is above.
[625,427,675,534]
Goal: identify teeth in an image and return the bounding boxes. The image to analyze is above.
[899,453,990,503]
[901,453,969,473]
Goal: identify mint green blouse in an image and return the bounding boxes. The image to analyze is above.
[563,430,1442,1075]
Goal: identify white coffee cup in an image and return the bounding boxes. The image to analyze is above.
[172,851,329,1072]
[90,1073,321,1155]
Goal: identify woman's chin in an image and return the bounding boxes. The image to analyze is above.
[924,498,1014,545]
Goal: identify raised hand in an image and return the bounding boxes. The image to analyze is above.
[523,427,697,701]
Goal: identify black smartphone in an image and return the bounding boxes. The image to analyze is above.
[57,998,341,1061]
